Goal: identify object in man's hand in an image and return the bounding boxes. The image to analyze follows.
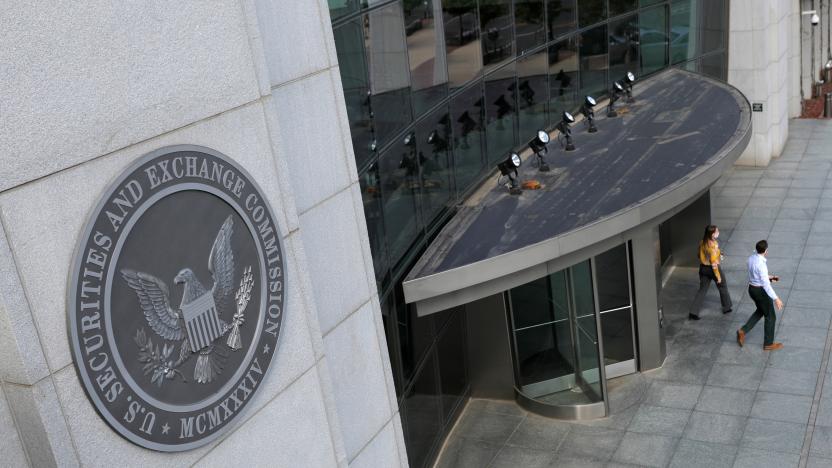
[771,276,779,282]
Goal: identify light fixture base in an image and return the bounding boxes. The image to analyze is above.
[588,125,598,133]
[508,186,522,195]
[565,143,575,151]
[607,110,618,118]
[538,162,551,172]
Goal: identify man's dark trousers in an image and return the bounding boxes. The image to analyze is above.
[741,285,776,346]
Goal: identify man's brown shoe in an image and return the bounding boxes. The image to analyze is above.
[737,329,745,347]
[763,342,784,351]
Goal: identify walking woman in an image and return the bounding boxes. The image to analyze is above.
[689,225,733,320]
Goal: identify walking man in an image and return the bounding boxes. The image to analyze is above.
[689,225,732,320]
[737,240,784,351]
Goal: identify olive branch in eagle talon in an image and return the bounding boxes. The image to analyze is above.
[227,266,253,351]
[120,215,237,387]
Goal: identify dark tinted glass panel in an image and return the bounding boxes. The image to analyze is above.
[640,6,668,75]
[403,353,441,468]
[517,49,548,140]
[404,0,449,114]
[571,260,595,339]
[670,0,695,64]
[510,275,553,329]
[334,19,375,170]
[359,162,388,284]
[380,292,403,396]
[548,37,579,126]
[547,0,577,40]
[700,52,726,81]
[479,0,513,70]
[442,0,482,87]
[366,3,414,145]
[609,0,637,16]
[640,0,663,6]
[328,0,358,21]
[396,286,434,380]
[579,25,609,103]
[700,0,725,55]
[415,106,454,224]
[601,307,634,364]
[450,84,486,194]
[378,133,423,264]
[515,0,546,54]
[595,245,630,311]
[484,63,517,165]
[437,311,467,422]
[579,0,607,28]
[609,15,640,93]
[659,223,672,265]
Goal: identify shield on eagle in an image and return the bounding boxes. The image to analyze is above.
[181,291,223,353]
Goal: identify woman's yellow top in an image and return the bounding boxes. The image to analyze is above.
[699,240,722,282]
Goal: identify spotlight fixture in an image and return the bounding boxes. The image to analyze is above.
[607,81,624,118]
[622,71,636,103]
[496,152,523,195]
[813,13,820,26]
[556,111,576,151]
[528,130,551,172]
[580,96,598,133]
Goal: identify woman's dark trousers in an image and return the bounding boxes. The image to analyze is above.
[690,264,733,318]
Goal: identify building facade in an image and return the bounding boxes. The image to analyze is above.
[0,1,828,467]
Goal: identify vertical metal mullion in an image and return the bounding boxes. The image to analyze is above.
[590,257,610,416]
[625,241,640,369]
[566,267,582,389]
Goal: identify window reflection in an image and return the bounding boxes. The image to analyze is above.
[514,0,545,55]
[442,0,482,87]
[328,0,359,21]
[437,310,467,423]
[640,6,669,76]
[334,18,375,170]
[670,0,695,64]
[484,63,517,165]
[450,84,486,194]
[547,0,577,41]
[396,286,434,380]
[700,0,725,56]
[517,49,548,143]
[579,25,609,106]
[479,0,513,70]
[378,130,423,265]
[402,353,441,468]
[365,3,414,146]
[548,37,578,126]
[404,0,449,114]
[579,0,607,28]
[360,161,388,284]
[609,15,640,83]
[415,106,454,225]
[609,0,637,17]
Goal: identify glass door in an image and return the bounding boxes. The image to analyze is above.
[507,260,606,414]
[593,244,637,379]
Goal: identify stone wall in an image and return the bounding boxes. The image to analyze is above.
[0,1,405,466]
[728,0,794,166]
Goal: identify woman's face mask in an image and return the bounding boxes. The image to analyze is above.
[713,230,719,239]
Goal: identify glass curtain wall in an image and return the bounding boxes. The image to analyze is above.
[329,1,729,466]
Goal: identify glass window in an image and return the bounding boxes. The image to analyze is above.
[609,14,640,84]
[442,0,483,87]
[378,131,423,265]
[548,36,579,127]
[334,18,375,171]
[515,0,546,55]
[450,84,486,195]
[640,5,669,76]
[609,0,637,17]
[670,0,696,64]
[579,0,607,28]
[639,0,664,6]
[595,245,631,311]
[328,0,359,22]
[484,63,517,165]
[396,286,434,380]
[404,0,449,114]
[547,0,577,40]
[699,0,725,55]
[437,311,467,423]
[359,161,389,285]
[579,24,609,103]
[517,48,548,142]
[380,292,402,396]
[365,3,414,146]
[415,106,454,225]
[699,52,726,81]
[479,0,514,70]
[402,353,441,468]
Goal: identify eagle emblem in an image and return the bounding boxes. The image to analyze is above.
[120,216,254,386]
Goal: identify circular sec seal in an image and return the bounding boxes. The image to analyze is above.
[68,146,286,451]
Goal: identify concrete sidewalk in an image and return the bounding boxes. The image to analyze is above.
[434,119,832,468]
